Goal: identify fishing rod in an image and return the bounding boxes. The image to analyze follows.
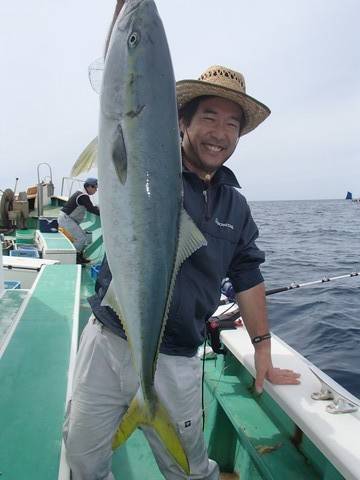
[220,271,360,305]
[266,271,360,296]
[208,271,360,353]
[216,271,360,321]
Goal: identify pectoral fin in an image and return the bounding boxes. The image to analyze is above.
[100,280,126,327]
[164,207,207,318]
[175,208,207,269]
[112,124,127,184]
[71,137,98,176]
[154,209,207,361]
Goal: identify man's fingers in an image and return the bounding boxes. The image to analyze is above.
[267,368,301,385]
[273,368,300,375]
[255,369,266,393]
[271,376,301,385]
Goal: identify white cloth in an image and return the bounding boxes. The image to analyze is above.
[63,316,219,480]
[57,211,89,253]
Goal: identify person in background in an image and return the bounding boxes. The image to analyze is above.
[57,177,99,264]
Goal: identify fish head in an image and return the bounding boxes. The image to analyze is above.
[101,0,170,120]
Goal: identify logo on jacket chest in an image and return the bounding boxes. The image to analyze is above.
[215,218,234,230]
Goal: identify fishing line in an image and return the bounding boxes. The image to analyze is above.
[201,338,206,430]
[202,362,232,416]
[201,301,236,430]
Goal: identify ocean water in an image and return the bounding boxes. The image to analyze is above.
[249,199,360,398]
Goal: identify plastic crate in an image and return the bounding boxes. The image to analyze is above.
[4,280,21,289]
[15,243,37,251]
[15,229,35,244]
[10,248,39,259]
[90,264,101,280]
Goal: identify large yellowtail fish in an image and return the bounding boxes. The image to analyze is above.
[96,0,206,474]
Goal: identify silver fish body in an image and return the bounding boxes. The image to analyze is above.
[99,0,181,398]
[97,0,206,473]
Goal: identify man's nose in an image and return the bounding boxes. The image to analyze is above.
[209,120,228,142]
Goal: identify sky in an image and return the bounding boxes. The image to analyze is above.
[1,0,359,201]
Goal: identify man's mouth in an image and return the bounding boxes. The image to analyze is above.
[203,144,225,153]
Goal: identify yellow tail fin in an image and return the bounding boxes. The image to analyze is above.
[112,389,190,475]
[71,137,98,177]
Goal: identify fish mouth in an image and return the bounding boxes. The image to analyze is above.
[120,0,147,20]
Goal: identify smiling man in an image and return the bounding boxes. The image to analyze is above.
[64,65,300,480]
[173,66,300,396]
[180,96,242,177]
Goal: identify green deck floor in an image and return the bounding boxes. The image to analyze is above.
[0,289,27,345]
[0,264,79,479]
[1,208,343,479]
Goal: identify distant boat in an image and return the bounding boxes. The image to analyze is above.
[346,191,352,200]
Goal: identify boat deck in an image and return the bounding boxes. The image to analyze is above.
[0,264,80,479]
[2,208,355,478]
[0,289,27,348]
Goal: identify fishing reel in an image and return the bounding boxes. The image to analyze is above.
[207,279,242,354]
[206,314,243,354]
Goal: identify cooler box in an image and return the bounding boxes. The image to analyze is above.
[10,248,39,259]
[15,229,36,245]
[39,217,58,233]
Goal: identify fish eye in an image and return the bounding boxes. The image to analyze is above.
[128,32,140,48]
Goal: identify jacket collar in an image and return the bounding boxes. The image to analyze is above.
[182,164,241,189]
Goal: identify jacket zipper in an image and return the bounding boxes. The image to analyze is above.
[203,188,211,220]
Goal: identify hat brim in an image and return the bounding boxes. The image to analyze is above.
[176,80,271,136]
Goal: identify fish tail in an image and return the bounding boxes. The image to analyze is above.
[70,137,98,177]
[112,389,190,475]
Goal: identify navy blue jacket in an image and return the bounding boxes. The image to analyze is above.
[88,165,265,357]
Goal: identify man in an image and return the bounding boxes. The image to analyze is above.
[64,66,300,479]
[57,177,100,264]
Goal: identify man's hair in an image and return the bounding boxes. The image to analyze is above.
[178,96,211,129]
[178,95,245,138]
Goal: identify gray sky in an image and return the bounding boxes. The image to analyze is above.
[1,0,359,200]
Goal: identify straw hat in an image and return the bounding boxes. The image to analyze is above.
[176,65,271,136]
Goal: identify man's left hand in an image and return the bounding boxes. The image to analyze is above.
[254,344,301,393]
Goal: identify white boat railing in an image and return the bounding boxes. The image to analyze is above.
[216,301,360,480]
[60,176,86,198]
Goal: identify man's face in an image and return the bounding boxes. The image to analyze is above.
[87,185,98,195]
[179,96,242,179]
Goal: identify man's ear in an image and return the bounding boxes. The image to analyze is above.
[179,117,185,135]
